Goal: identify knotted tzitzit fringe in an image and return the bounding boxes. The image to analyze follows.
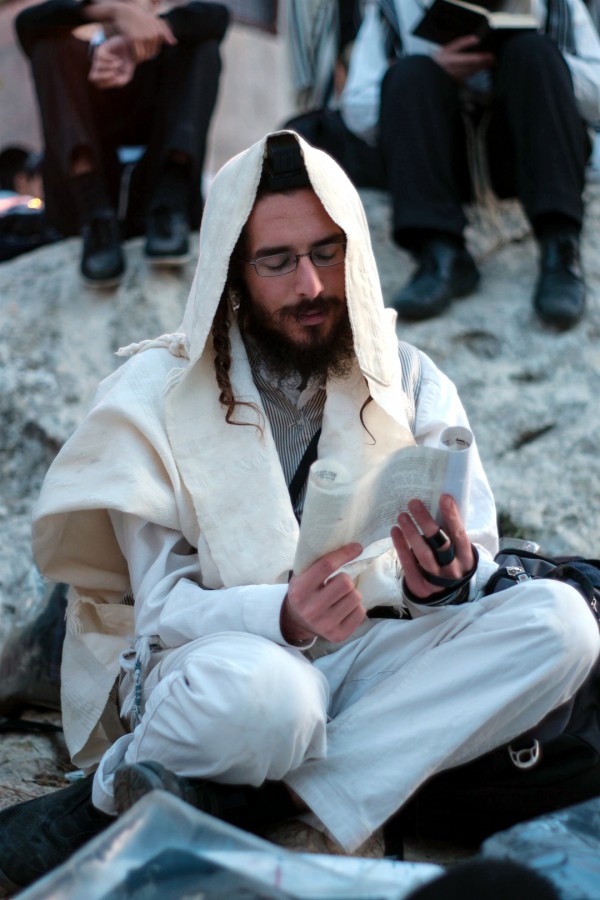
[463,110,531,260]
[115,332,190,360]
[119,634,156,727]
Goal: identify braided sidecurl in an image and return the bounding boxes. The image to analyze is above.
[211,287,262,430]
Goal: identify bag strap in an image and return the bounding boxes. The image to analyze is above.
[288,427,321,516]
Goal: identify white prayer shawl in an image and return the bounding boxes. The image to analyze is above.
[32,131,420,767]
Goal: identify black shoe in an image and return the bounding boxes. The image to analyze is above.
[114,760,222,817]
[80,210,125,288]
[533,232,586,330]
[114,761,298,834]
[392,239,480,321]
[0,774,112,891]
[144,207,190,265]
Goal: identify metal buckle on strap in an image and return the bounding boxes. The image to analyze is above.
[509,739,541,769]
[505,566,530,583]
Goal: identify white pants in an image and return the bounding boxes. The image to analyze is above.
[93,579,599,851]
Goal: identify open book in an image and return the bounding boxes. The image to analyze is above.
[293,426,474,577]
[412,0,539,47]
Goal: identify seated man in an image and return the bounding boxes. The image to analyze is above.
[0,131,598,891]
[0,144,44,200]
[0,144,61,260]
[335,0,600,328]
[15,0,229,286]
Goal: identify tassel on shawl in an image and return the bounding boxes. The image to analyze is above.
[115,332,191,396]
[463,108,531,258]
[119,634,158,727]
[115,333,190,360]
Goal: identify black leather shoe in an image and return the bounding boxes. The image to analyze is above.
[0,774,112,891]
[114,760,223,816]
[80,211,125,288]
[392,239,480,321]
[114,761,298,834]
[144,207,190,265]
[533,233,586,330]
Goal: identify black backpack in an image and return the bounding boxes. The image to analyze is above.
[386,550,600,851]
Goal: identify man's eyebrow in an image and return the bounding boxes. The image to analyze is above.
[252,231,345,258]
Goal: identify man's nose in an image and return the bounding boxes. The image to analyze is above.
[294,254,324,298]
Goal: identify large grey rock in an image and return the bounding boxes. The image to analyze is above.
[0,239,196,640]
[363,184,600,556]
[1,187,599,644]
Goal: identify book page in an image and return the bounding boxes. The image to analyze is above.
[293,427,473,576]
[413,0,538,44]
[488,10,538,25]
[446,0,534,15]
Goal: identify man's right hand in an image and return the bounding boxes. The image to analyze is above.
[434,35,494,82]
[84,1,177,64]
[281,543,366,645]
[111,2,176,62]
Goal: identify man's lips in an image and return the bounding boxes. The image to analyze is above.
[282,299,334,326]
[297,308,329,326]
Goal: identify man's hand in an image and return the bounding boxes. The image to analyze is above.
[84,1,177,65]
[434,35,494,82]
[89,36,136,88]
[392,495,475,600]
[110,2,176,62]
[281,543,366,644]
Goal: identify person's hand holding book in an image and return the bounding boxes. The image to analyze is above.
[281,543,366,645]
[434,34,495,81]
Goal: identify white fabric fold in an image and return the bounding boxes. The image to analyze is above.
[32,130,496,766]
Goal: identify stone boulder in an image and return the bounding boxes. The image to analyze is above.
[1,187,599,645]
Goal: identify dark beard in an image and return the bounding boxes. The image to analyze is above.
[239,294,356,383]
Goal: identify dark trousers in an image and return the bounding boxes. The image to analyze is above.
[28,33,222,236]
[379,33,591,249]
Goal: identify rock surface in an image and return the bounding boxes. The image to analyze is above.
[0,183,599,892]
[2,184,599,637]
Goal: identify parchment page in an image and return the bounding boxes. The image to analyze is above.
[440,425,473,517]
[293,428,473,575]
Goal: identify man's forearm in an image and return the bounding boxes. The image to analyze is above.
[15,0,91,56]
[15,0,229,56]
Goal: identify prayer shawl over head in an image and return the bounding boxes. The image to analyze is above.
[32,131,416,767]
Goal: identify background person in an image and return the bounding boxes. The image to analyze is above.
[0,143,61,261]
[15,0,230,287]
[0,144,44,199]
[305,0,600,330]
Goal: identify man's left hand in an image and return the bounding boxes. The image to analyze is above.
[89,36,136,88]
[391,494,475,600]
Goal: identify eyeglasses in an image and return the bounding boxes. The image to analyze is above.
[245,241,347,277]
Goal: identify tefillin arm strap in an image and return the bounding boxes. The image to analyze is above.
[288,428,321,519]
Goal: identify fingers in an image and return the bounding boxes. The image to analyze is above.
[391,495,475,599]
[283,543,365,643]
[391,523,426,590]
[306,542,363,586]
[431,496,473,566]
[446,34,483,51]
[161,21,178,46]
[89,62,132,89]
[434,37,495,81]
